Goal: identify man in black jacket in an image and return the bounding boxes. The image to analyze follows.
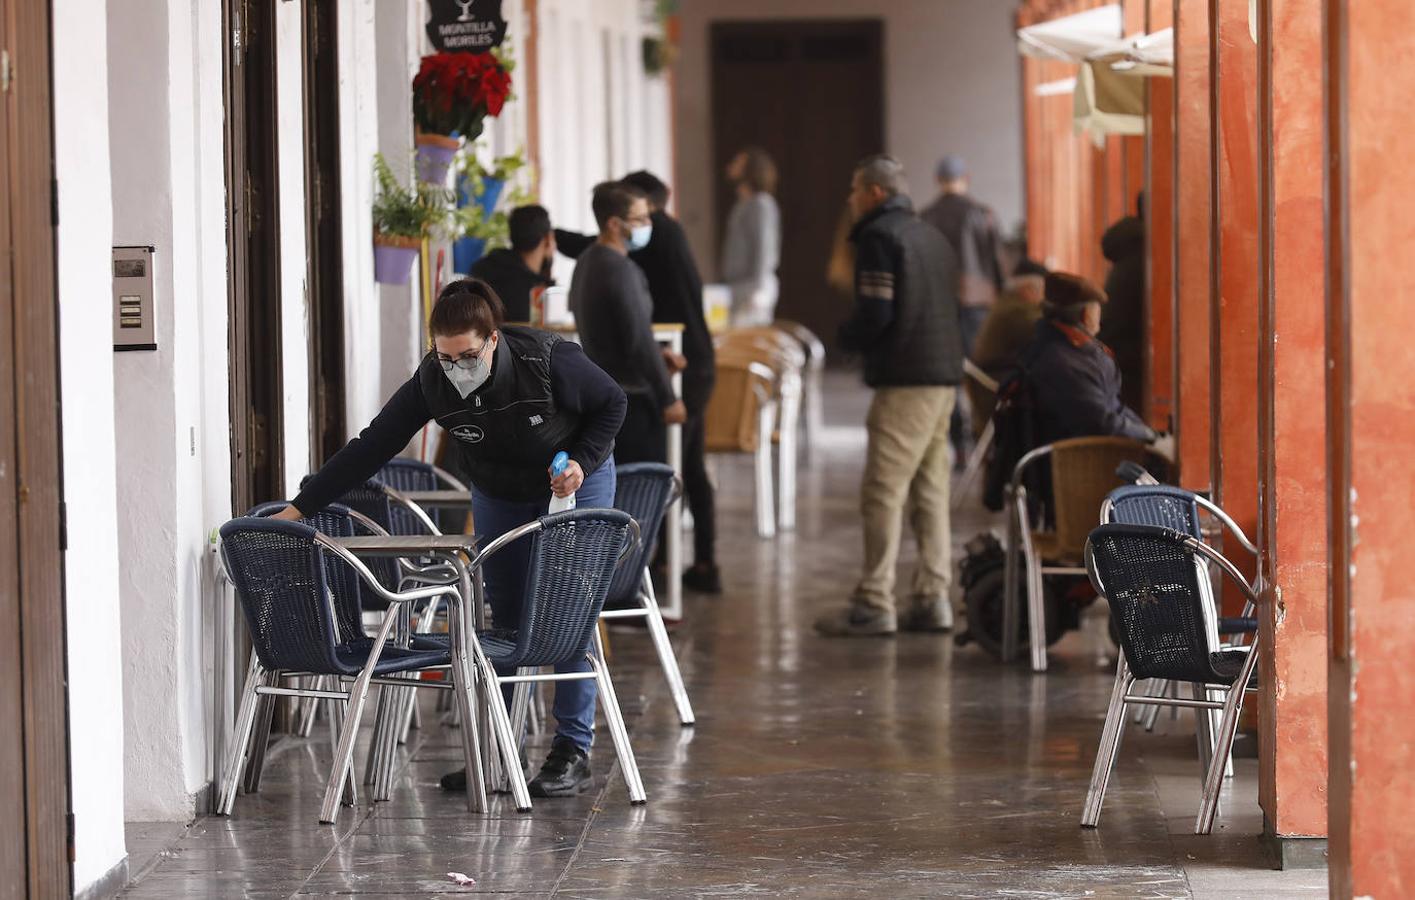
[559,173,722,592]
[469,205,555,323]
[815,155,965,638]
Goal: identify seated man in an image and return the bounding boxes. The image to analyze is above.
[469,205,555,323]
[1020,272,1157,446]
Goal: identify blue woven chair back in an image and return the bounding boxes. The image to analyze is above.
[607,463,676,604]
[1087,524,1228,684]
[499,509,636,668]
[379,458,445,534]
[245,503,368,645]
[219,517,365,675]
[1105,485,1202,537]
[299,476,404,593]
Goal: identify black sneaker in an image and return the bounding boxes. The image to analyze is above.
[528,737,592,798]
[439,747,527,792]
[682,564,722,595]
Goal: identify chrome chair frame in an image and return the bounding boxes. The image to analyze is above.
[1079,530,1262,835]
[467,513,646,812]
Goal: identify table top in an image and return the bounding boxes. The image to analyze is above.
[329,534,479,555]
[401,490,473,507]
[510,321,686,335]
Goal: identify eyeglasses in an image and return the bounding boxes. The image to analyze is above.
[436,342,490,372]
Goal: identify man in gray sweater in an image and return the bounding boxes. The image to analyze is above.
[569,181,687,463]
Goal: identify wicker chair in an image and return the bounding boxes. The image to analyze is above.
[1101,484,1261,735]
[1003,436,1163,671]
[704,355,779,537]
[216,516,485,825]
[1080,523,1261,834]
[465,508,644,811]
[597,463,695,725]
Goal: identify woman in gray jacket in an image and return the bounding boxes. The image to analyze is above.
[720,146,781,327]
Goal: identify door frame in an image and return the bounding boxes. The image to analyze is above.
[303,0,346,467]
[224,0,285,514]
[0,0,74,894]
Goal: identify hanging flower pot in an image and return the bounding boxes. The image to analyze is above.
[452,236,488,274]
[373,233,423,285]
[415,132,461,185]
[413,50,512,160]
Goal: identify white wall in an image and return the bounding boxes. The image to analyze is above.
[54,0,128,891]
[674,0,1025,273]
[277,1,313,491]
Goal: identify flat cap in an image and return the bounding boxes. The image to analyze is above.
[1044,272,1107,306]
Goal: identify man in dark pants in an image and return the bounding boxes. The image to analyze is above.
[568,181,688,471]
[559,173,721,592]
[468,205,555,323]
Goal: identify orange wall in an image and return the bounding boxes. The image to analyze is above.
[1209,0,1259,608]
[1173,0,1212,491]
[1255,0,1327,840]
[1327,0,1415,894]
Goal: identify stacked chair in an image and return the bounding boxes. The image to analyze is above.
[1081,514,1262,834]
[709,324,809,537]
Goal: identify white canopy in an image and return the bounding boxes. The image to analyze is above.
[1017,4,1124,63]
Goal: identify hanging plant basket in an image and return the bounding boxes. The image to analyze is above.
[373,232,423,285]
[415,132,461,185]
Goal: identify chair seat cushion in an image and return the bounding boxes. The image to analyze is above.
[335,639,450,675]
[1209,649,1259,687]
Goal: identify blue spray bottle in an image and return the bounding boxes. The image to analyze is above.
[548,451,576,513]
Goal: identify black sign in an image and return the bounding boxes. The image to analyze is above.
[426,0,507,54]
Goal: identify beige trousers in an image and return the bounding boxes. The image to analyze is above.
[854,385,957,612]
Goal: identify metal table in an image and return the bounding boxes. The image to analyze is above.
[400,490,475,510]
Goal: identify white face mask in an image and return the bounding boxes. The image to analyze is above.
[445,355,490,399]
[627,222,653,252]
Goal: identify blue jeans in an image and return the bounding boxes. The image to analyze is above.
[470,457,616,753]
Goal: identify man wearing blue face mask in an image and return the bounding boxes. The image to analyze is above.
[569,181,687,464]
[274,278,628,798]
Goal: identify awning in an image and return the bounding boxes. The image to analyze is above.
[1073,56,1146,145]
[1017,4,1123,63]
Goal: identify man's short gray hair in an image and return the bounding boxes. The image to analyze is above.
[855,154,908,198]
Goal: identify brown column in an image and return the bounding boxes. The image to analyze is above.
[1254,0,1328,860]
[1325,1,1415,895]
[1209,0,1259,608]
[1172,0,1212,491]
[1146,2,1175,432]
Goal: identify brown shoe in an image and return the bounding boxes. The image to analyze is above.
[813,604,897,637]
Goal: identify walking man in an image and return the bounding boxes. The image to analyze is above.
[815,155,964,637]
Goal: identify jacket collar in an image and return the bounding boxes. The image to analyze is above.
[1049,320,1116,359]
[849,194,913,241]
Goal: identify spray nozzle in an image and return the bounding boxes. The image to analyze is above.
[550,451,570,477]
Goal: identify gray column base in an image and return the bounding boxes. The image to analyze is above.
[1262,815,1329,870]
[75,856,129,900]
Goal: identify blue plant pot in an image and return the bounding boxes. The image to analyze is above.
[457,176,506,215]
[453,237,488,274]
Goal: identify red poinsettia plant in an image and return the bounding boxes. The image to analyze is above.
[413,51,512,141]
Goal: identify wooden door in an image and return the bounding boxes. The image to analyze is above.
[710,20,884,354]
[304,0,346,466]
[226,0,285,512]
[0,0,74,895]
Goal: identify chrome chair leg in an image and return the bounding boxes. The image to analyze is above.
[217,655,264,816]
[297,678,320,738]
[474,649,532,812]
[777,373,800,532]
[241,669,279,795]
[1001,489,1020,663]
[324,685,357,808]
[639,573,695,725]
[364,684,392,788]
[589,633,646,805]
[755,401,777,538]
[1195,645,1260,834]
[447,606,488,814]
[1141,680,1167,730]
[1024,530,1048,673]
[320,613,400,824]
[1081,657,1133,827]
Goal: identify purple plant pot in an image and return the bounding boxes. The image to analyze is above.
[415,141,458,185]
[374,242,420,285]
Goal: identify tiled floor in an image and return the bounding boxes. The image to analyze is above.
[121,374,1327,898]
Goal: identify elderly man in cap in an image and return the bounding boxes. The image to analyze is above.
[1020,272,1156,445]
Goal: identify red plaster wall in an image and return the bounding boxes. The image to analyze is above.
[1327,0,1415,894]
[1209,0,1259,610]
[1173,0,1212,491]
[1255,0,1327,840]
